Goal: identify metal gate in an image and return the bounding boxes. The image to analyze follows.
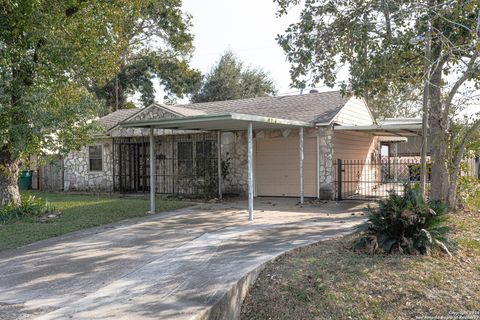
[113,137,149,193]
[334,158,427,201]
[113,133,219,197]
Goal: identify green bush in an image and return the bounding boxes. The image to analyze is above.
[353,184,455,256]
[0,194,55,223]
[457,176,480,209]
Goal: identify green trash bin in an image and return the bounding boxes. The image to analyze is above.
[18,170,33,190]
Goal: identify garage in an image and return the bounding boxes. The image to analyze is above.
[255,136,317,197]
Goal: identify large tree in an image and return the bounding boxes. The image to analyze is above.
[191,51,277,103]
[275,0,480,205]
[92,0,202,113]
[0,1,146,206]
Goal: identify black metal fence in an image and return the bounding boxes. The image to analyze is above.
[113,133,219,197]
[334,158,428,201]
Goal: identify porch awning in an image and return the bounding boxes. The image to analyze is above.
[333,123,422,137]
[120,112,312,221]
[120,112,314,131]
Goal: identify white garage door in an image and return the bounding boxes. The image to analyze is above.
[255,137,317,197]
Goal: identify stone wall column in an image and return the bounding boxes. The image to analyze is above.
[317,126,335,200]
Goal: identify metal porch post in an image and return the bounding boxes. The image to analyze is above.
[217,131,222,200]
[316,134,320,199]
[248,122,254,221]
[393,143,398,182]
[149,126,156,214]
[299,127,304,204]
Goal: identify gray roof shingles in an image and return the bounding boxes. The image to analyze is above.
[98,91,350,130]
[98,108,140,130]
[176,91,349,123]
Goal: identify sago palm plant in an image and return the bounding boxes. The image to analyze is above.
[353,184,455,256]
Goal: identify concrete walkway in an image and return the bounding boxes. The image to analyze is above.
[0,198,368,320]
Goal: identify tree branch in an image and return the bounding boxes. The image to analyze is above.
[443,52,479,123]
[453,117,480,171]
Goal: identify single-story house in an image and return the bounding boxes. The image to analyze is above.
[63,91,422,213]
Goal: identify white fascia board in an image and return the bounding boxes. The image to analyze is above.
[120,113,314,129]
[334,124,422,131]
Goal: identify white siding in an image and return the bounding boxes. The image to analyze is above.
[333,131,379,196]
[334,96,374,126]
[333,131,377,161]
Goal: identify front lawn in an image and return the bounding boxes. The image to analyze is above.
[0,192,190,251]
[241,211,480,319]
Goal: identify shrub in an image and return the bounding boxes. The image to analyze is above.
[457,176,480,209]
[0,194,56,223]
[353,184,455,256]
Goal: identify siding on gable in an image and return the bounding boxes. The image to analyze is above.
[334,96,374,126]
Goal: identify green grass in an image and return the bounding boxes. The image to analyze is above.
[241,210,480,320]
[0,192,190,251]
[467,195,480,212]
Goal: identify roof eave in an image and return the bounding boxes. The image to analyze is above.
[120,113,314,131]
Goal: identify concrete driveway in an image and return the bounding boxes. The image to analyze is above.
[0,198,368,320]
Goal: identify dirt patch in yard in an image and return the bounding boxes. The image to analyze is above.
[241,214,480,320]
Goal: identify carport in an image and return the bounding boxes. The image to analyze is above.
[333,122,422,137]
[120,113,314,221]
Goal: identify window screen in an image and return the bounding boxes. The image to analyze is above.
[89,145,103,171]
[195,141,216,176]
[177,141,194,174]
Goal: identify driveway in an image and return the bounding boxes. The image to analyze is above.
[0,198,368,320]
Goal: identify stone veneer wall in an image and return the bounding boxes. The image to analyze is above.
[64,138,114,192]
[317,126,335,200]
[220,131,248,194]
[63,127,335,197]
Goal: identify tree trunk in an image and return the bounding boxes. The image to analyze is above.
[428,44,449,202]
[0,149,22,207]
[447,168,459,209]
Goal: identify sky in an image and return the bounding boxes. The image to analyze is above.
[153,0,310,103]
[153,0,479,117]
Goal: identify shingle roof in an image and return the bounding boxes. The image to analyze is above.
[99,91,351,131]
[164,105,207,117]
[98,108,140,130]
[176,91,349,123]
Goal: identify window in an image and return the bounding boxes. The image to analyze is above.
[195,141,216,176]
[177,141,194,174]
[176,140,217,176]
[89,145,103,171]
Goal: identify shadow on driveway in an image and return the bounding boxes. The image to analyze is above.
[0,198,369,320]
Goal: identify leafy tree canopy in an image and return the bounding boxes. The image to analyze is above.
[191,51,277,103]
[275,0,480,204]
[0,0,140,160]
[93,0,202,113]
[274,0,480,118]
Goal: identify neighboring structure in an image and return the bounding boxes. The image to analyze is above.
[62,91,420,201]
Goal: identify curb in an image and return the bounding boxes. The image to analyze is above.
[198,229,358,320]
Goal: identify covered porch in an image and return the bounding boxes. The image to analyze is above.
[120,113,316,221]
[332,121,423,201]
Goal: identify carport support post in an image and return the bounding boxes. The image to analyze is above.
[149,126,156,214]
[248,122,254,221]
[299,127,304,204]
[217,131,222,200]
[393,143,398,181]
[316,134,320,199]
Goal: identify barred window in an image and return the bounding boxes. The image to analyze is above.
[177,141,194,174]
[195,141,216,176]
[89,145,103,171]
